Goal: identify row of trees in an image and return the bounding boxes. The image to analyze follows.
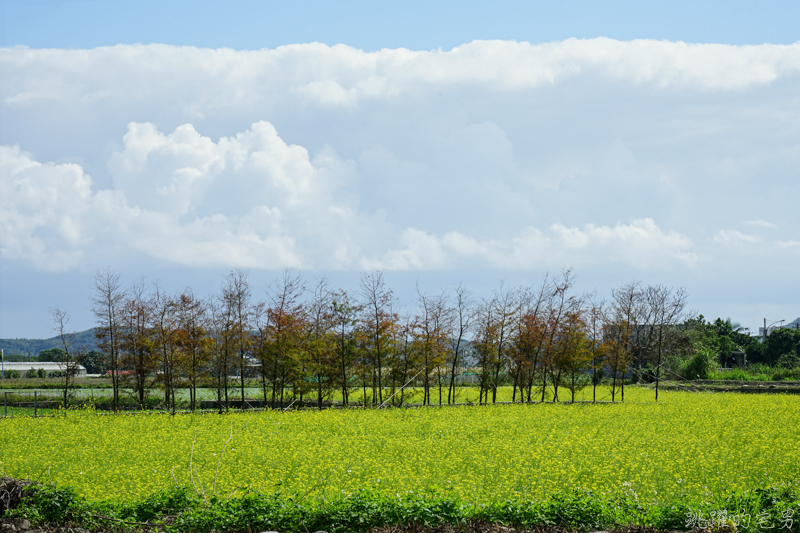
[77,268,700,412]
[704,317,800,367]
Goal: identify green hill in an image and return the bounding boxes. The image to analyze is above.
[0,329,99,357]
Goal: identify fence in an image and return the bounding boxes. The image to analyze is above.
[1,390,66,417]
[0,386,631,418]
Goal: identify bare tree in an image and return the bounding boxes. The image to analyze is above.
[414,286,451,405]
[330,290,360,407]
[641,285,690,401]
[447,284,474,404]
[92,268,125,411]
[473,300,498,405]
[152,284,179,414]
[586,295,606,403]
[307,278,334,409]
[251,298,270,406]
[508,278,551,403]
[207,298,232,413]
[540,270,576,403]
[50,306,82,409]
[262,269,306,408]
[388,311,418,407]
[120,279,155,409]
[359,271,395,406]
[607,281,642,402]
[223,269,252,407]
[552,304,592,403]
[476,282,518,404]
[175,289,208,411]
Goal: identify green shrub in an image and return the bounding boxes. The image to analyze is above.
[9,483,84,525]
[711,367,751,381]
[8,482,800,533]
[775,351,800,369]
[771,366,800,381]
[683,345,717,380]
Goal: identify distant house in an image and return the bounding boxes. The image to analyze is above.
[1,361,87,378]
[104,370,133,377]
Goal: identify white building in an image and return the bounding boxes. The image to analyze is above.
[0,362,87,378]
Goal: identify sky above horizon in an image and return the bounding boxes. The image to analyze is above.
[1,1,799,338]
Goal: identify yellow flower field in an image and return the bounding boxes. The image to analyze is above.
[1,387,798,504]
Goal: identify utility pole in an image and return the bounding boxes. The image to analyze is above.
[1,348,4,379]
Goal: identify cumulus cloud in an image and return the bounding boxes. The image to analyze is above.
[1,121,701,273]
[1,122,361,270]
[107,120,344,217]
[367,219,696,271]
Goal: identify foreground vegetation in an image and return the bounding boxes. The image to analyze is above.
[6,481,800,533]
[2,389,800,531]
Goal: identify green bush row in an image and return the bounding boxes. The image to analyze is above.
[710,364,800,382]
[0,378,113,389]
[0,369,68,379]
[7,481,800,533]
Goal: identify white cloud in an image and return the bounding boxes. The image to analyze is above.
[107,120,339,216]
[745,219,778,229]
[0,145,94,270]
[4,39,800,115]
[365,219,696,271]
[712,230,761,245]
[2,37,800,326]
[0,122,364,270]
[1,122,702,274]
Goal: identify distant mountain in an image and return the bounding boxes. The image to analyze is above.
[0,329,99,356]
[784,318,800,330]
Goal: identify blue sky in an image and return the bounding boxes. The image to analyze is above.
[4,0,800,51]
[1,1,799,338]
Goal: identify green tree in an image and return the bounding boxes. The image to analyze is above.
[38,348,67,362]
[80,350,106,374]
[692,316,763,366]
[764,328,800,366]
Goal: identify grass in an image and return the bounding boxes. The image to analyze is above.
[0,390,800,501]
[709,364,800,382]
[0,384,587,414]
[3,388,800,531]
